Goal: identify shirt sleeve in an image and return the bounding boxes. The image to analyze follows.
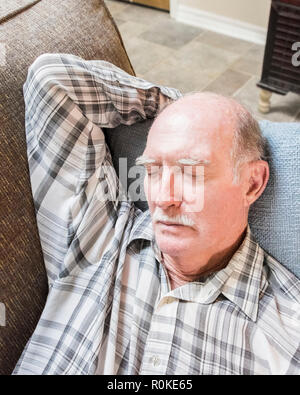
[24,53,182,285]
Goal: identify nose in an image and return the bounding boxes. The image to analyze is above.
[155,166,182,209]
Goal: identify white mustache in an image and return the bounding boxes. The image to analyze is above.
[153,210,195,227]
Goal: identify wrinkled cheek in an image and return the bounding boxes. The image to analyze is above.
[182,182,205,214]
[203,185,243,220]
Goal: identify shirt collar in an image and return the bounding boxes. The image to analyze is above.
[129,211,267,322]
[168,226,267,322]
[219,225,267,322]
[164,226,267,322]
[128,208,153,244]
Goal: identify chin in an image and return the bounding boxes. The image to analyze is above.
[155,233,191,257]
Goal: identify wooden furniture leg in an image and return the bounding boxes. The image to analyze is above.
[258,89,272,113]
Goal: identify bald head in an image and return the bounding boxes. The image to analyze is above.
[148,92,264,183]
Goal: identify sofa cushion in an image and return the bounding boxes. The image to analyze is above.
[105,119,300,279]
[105,119,154,212]
[0,0,134,375]
[248,120,300,280]
[0,0,41,23]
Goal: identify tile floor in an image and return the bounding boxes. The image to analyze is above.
[105,0,300,122]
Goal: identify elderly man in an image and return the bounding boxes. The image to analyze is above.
[13,54,299,375]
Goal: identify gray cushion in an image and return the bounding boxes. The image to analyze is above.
[249,120,300,279]
[105,119,300,279]
[105,119,154,212]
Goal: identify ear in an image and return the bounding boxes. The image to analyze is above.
[244,160,269,207]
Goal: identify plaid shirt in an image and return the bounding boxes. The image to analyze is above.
[13,54,300,375]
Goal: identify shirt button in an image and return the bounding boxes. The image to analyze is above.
[151,355,160,367]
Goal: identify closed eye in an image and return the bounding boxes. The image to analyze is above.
[145,165,162,176]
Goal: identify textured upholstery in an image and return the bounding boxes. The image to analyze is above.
[249,121,300,279]
[0,0,41,22]
[105,119,300,279]
[0,0,134,375]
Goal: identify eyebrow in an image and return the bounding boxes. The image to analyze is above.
[135,156,211,166]
[135,156,156,166]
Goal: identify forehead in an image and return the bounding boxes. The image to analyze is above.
[144,105,235,162]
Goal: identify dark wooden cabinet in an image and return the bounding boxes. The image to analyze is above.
[257,0,300,112]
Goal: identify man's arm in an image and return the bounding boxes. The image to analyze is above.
[25,53,181,285]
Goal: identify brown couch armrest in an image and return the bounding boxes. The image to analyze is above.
[0,0,133,375]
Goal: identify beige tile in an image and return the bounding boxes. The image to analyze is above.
[104,0,129,16]
[140,19,203,50]
[113,2,169,25]
[233,76,300,122]
[175,41,240,80]
[114,17,126,27]
[203,69,251,96]
[141,57,216,94]
[140,41,240,93]
[118,20,149,41]
[195,31,253,55]
[123,37,176,75]
[242,44,266,64]
[231,44,266,76]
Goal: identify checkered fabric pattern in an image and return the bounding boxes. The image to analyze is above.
[13,54,300,375]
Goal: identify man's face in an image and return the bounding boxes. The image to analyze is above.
[142,96,248,263]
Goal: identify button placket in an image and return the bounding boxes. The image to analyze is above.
[141,297,179,374]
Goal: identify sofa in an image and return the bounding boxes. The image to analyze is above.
[1,0,299,376]
[0,0,134,375]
